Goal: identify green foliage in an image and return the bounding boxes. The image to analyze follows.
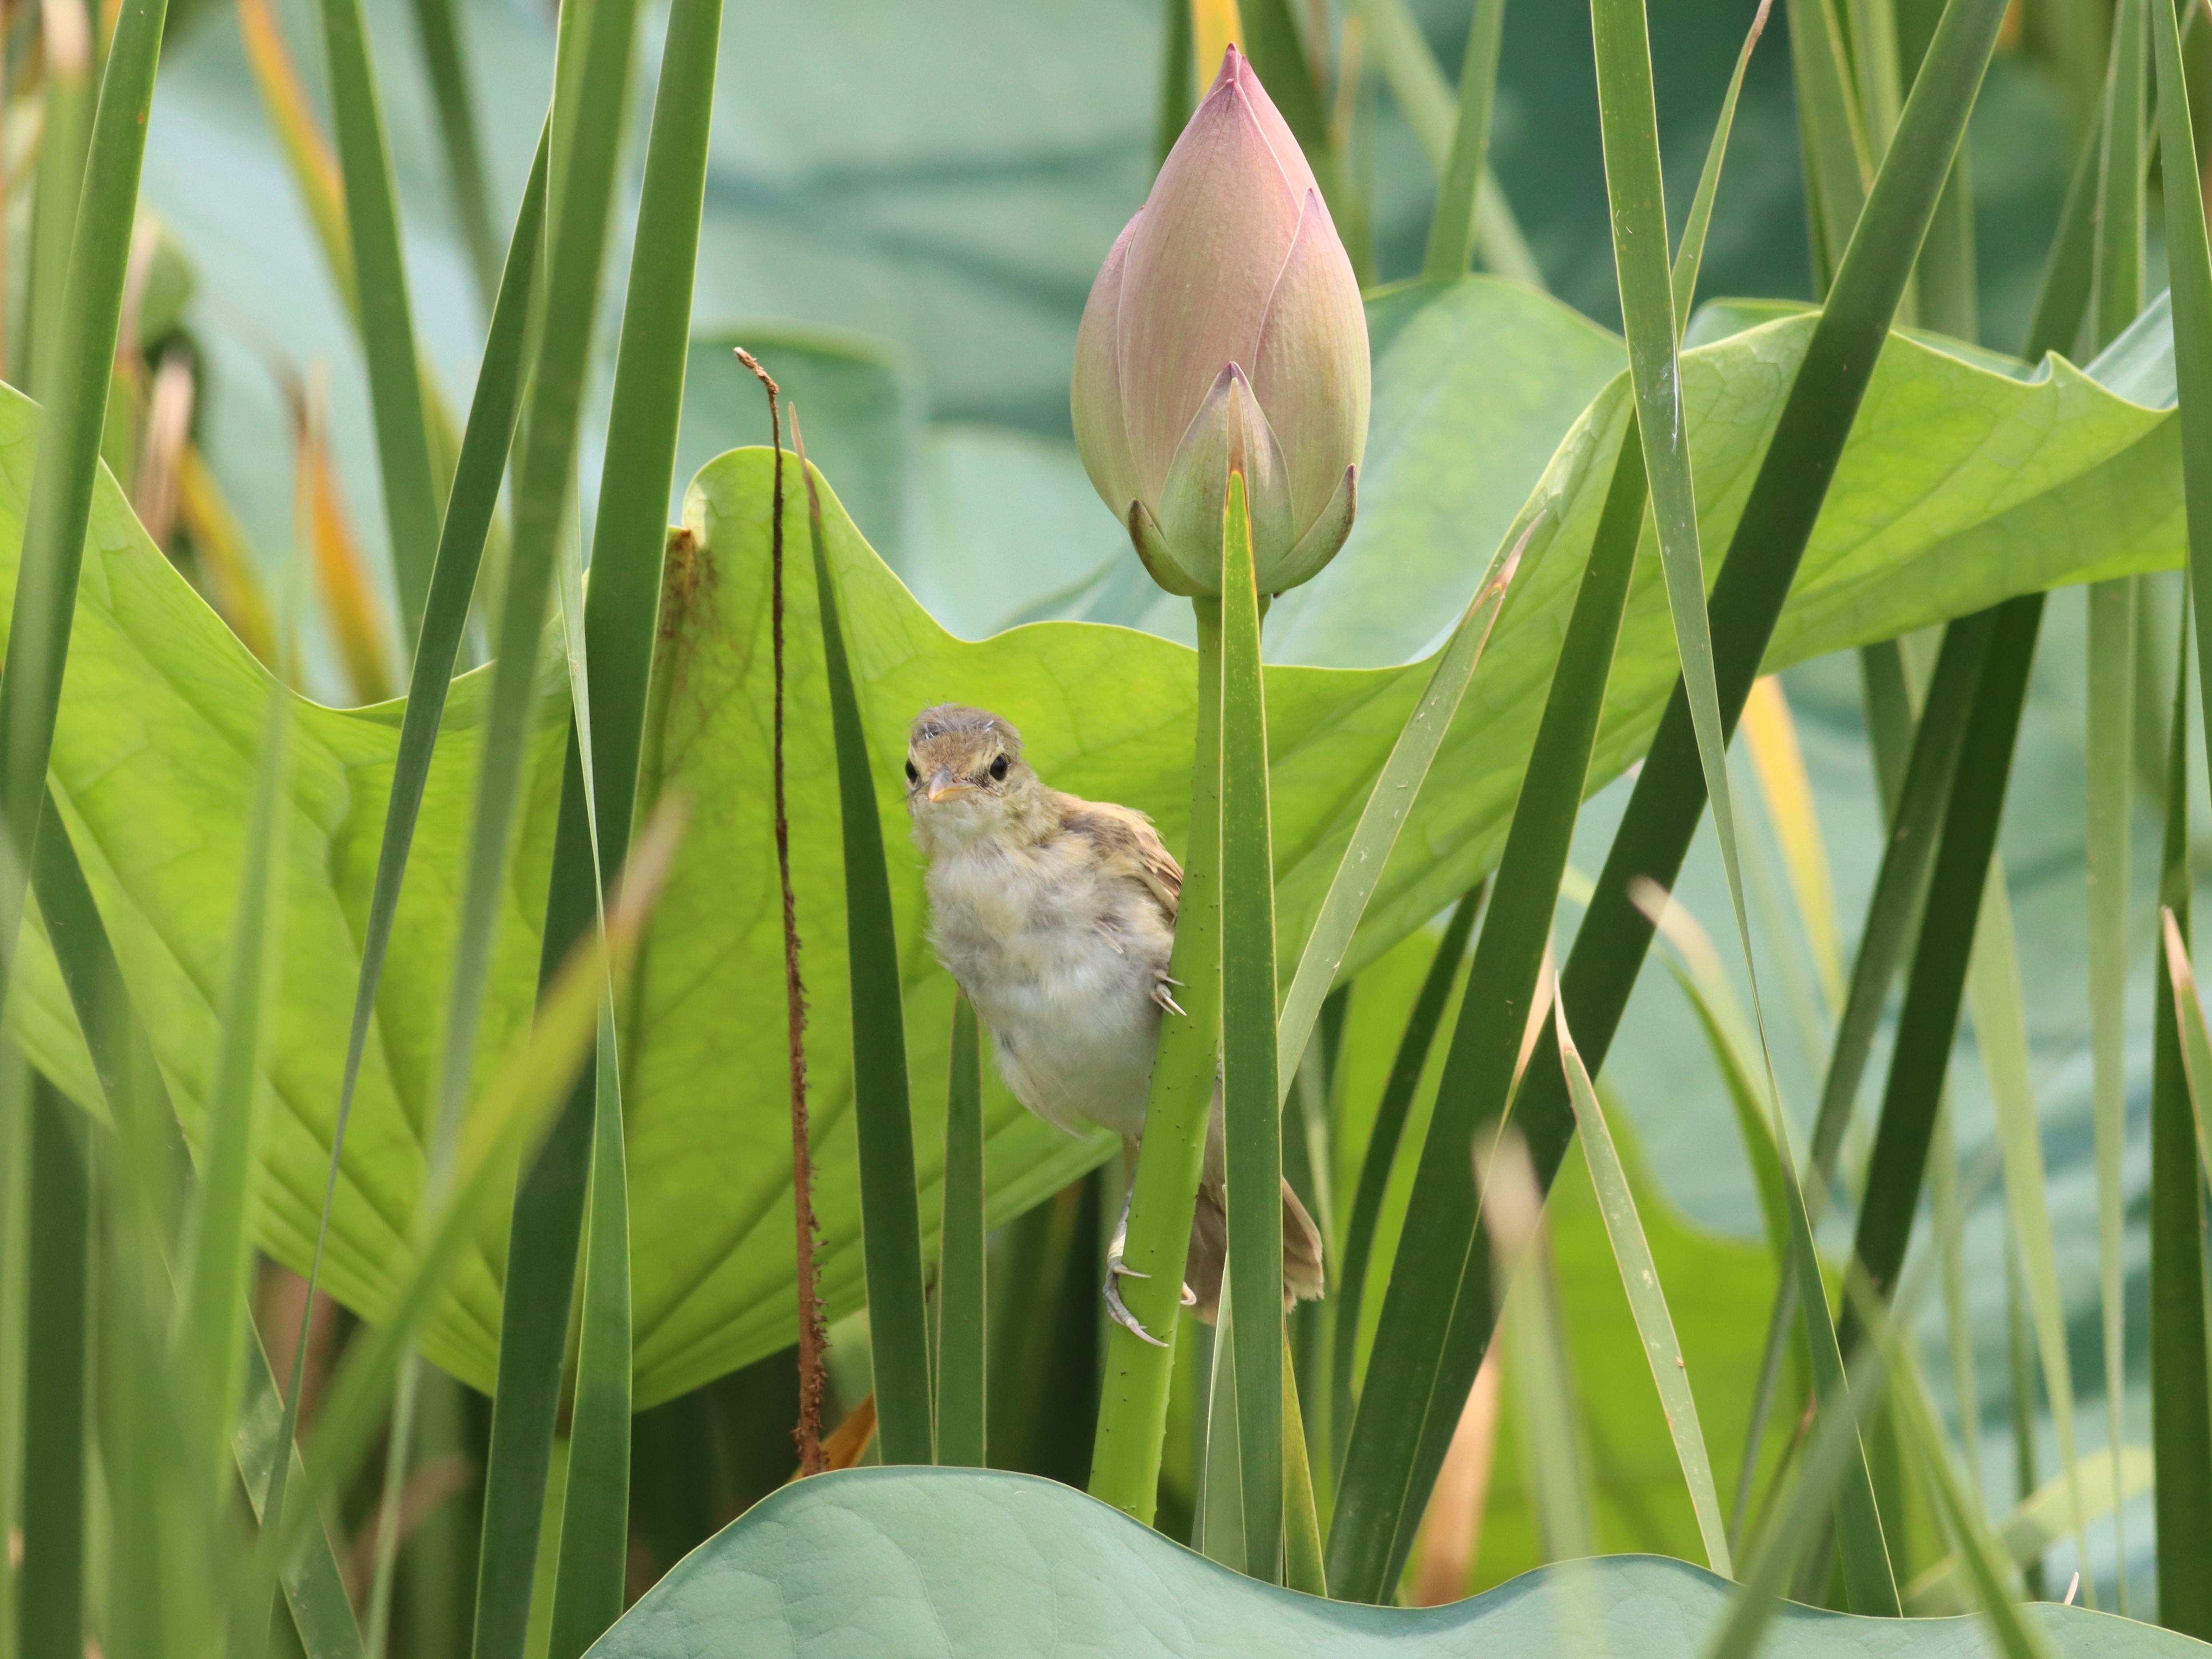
[0,269,2192,1409]
[582,1467,2204,1657]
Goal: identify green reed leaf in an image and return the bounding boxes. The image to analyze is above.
[1280,1328,1325,1595]
[798,431,932,1467]
[0,0,168,1001]
[1274,528,1521,1101]
[2145,593,2212,1634]
[1221,467,1284,1580]
[466,0,651,1638]
[540,0,727,1638]
[1326,427,1642,1599]
[1786,0,1873,290]
[316,0,443,644]
[1670,0,1771,327]
[405,0,500,310]
[1848,595,2041,1313]
[18,1079,86,1659]
[173,655,291,1508]
[1965,872,2093,1602]
[1420,0,1506,282]
[1553,992,1731,1575]
[1328,885,1478,1473]
[1358,0,1541,287]
[937,995,988,1467]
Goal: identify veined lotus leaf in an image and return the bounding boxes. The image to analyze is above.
[582,1466,2198,1657]
[0,277,2183,1401]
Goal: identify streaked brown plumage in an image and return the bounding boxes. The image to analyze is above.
[904,703,1322,1337]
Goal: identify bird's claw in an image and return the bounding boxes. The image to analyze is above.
[1104,1266,1170,1347]
[1182,1283,1197,1307]
[1151,981,1188,1016]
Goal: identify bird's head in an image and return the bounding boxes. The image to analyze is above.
[905,704,1043,853]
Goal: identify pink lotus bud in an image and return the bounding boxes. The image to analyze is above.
[1071,46,1368,597]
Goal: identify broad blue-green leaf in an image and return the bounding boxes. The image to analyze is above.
[582,1466,2196,1657]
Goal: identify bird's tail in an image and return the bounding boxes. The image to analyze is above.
[1185,1177,1326,1323]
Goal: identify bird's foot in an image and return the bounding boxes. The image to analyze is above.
[1150,974,1187,1016]
[1103,1252,1198,1344]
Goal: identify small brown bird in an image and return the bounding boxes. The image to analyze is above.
[905,703,1324,1344]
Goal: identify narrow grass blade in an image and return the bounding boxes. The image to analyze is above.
[255,123,548,1659]
[2164,910,2212,1180]
[1965,869,2091,1601]
[2152,0,2212,889]
[1419,0,1505,282]
[2086,578,2135,1611]
[1849,595,2042,1313]
[1356,0,1541,287]
[1328,885,1479,1464]
[1553,989,1731,1575]
[1906,1447,2155,1613]
[30,798,361,1657]
[1281,1329,1326,1596]
[1703,1266,1923,1659]
[174,653,291,1507]
[1088,603,1223,1520]
[1807,615,1990,1188]
[317,0,443,642]
[2093,0,2147,349]
[1483,1131,1594,1564]
[2021,125,2100,361]
[1332,0,2007,1600]
[1274,521,1524,1101]
[1198,1286,1244,1569]
[1670,0,1772,326]
[2006,1242,2045,1599]
[406,0,500,310]
[1928,1095,1983,1525]
[1220,467,1285,1579]
[235,1327,368,1659]
[1786,0,1873,289]
[2147,600,2212,1635]
[536,0,726,1636]
[18,1080,86,1659]
[545,1021,629,1659]
[1600,0,1888,1605]
[1875,1298,2062,1659]
[1326,426,1642,1599]
[1156,0,1195,168]
[26,0,91,401]
[467,0,651,1639]
[1634,884,1787,1266]
[937,995,988,1467]
[794,423,932,1466]
[0,0,168,996]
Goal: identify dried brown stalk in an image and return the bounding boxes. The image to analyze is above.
[737,347,827,1477]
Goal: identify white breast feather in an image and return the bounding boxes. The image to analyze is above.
[925,834,1171,1140]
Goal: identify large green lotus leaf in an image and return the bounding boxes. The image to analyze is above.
[583,1466,2197,1657]
[0,271,2187,1402]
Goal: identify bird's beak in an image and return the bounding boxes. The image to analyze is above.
[927,769,975,803]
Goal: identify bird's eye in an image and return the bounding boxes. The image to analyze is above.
[905,760,919,784]
[989,755,1009,782]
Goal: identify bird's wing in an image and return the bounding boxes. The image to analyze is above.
[1055,794,1182,926]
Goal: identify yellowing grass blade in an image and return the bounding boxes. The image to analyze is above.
[2160,908,2212,1183]
[1740,676,1844,1011]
